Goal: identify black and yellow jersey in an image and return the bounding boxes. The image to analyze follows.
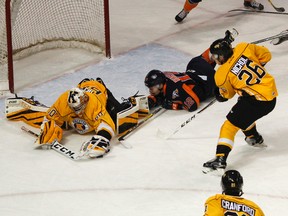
[215,42,278,101]
[204,194,265,216]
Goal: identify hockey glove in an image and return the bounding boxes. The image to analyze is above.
[162,99,183,110]
[80,135,110,158]
[223,28,238,45]
[214,87,228,102]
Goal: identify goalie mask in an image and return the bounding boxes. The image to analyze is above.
[67,88,88,114]
[221,170,243,196]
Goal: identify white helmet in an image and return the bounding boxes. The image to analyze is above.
[67,88,87,114]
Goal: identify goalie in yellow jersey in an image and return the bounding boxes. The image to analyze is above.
[203,39,278,174]
[35,78,133,158]
[204,170,265,215]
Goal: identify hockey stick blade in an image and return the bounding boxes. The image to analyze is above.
[267,0,285,12]
[251,29,288,44]
[229,9,288,15]
[21,126,85,160]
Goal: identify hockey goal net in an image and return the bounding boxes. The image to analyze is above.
[0,0,110,93]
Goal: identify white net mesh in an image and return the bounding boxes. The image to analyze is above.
[0,0,108,91]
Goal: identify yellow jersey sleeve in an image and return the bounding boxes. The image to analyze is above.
[214,43,278,101]
[83,92,115,133]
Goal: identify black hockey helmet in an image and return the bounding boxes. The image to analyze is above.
[221,170,244,196]
[210,39,233,64]
[144,70,166,87]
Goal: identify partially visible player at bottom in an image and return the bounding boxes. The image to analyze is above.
[175,0,264,23]
[204,170,265,215]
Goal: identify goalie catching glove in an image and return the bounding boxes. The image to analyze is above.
[80,135,110,158]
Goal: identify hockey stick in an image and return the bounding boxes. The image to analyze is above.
[159,29,286,139]
[21,126,87,160]
[118,107,165,142]
[229,9,288,15]
[267,0,285,12]
[250,29,288,44]
[158,98,217,139]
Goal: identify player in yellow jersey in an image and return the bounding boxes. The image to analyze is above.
[35,78,128,158]
[203,39,277,173]
[204,170,265,215]
[175,0,264,23]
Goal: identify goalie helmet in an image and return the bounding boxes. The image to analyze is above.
[67,87,88,114]
[144,70,166,88]
[221,170,244,196]
[210,39,233,64]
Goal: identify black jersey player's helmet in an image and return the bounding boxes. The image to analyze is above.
[144,70,166,87]
[221,170,244,196]
[210,39,233,64]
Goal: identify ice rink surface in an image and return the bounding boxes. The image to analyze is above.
[1,0,288,215]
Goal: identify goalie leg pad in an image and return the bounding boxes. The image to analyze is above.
[6,110,47,128]
[118,112,139,136]
[6,97,49,128]
[36,120,63,146]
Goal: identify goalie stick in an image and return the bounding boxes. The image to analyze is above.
[267,0,285,12]
[228,9,288,15]
[21,126,90,160]
[118,107,165,142]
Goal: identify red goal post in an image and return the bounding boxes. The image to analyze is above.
[0,0,111,93]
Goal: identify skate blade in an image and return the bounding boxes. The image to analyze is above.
[202,167,225,176]
[252,143,267,148]
[250,141,267,148]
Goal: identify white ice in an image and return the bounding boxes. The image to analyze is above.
[1,0,288,215]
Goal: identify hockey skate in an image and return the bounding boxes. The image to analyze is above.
[245,134,267,147]
[244,0,264,10]
[175,9,189,22]
[202,156,227,174]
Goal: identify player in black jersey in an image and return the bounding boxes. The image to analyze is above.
[144,29,238,112]
[144,48,216,112]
